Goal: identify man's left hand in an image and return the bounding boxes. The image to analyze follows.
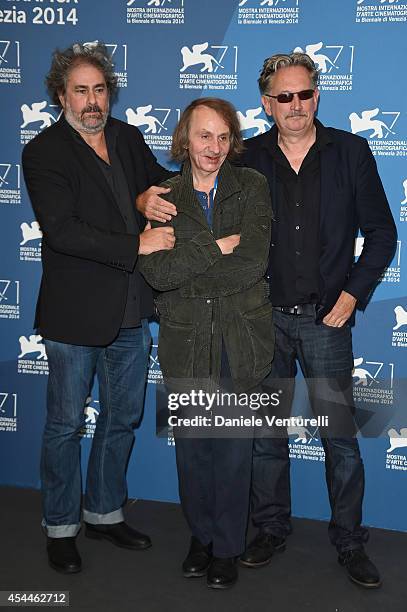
[136,186,177,222]
[322,291,357,327]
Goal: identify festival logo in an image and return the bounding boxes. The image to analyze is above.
[126,0,185,25]
[20,101,61,145]
[381,240,402,284]
[352,356,394,405]
[385,427,407,473]
[288,415,325,462]
[17,334,49,376]
[293,42,355,92]
[0,40,21,85]
[400,178,407,222]
[80,397,100,439]
[125,105,180,152]
[349,107,406,158]
[237,107,270,138]
[19,221,42,262]
[0,163,21,205]
[237,0,300,25]
[0,280,20,320]
[84,41,128,87]
[148,343,163,384]
[355,238,401,285]
[0,392,17,433]
[391,305,407,348]
[179,42,238,91]
[355,0,406,24]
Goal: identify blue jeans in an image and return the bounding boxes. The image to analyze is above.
[41,322,151,538]
[252,309,369,553]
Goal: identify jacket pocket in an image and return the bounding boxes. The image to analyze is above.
[243,301,275,378]
[158,318,196,379]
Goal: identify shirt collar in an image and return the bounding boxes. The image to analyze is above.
[264,117,332,155]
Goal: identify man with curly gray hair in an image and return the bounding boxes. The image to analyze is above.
[237,51,396,589]
[22,42,175,574]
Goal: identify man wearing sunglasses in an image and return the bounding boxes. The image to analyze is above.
[238,52,396,588]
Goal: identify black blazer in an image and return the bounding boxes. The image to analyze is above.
[22,115,171,345]
[241,119,397,320]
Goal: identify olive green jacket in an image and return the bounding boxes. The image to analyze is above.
[138,160,274,392]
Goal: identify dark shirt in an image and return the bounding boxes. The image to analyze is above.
[68,121,153,326]
[268,122,332,306]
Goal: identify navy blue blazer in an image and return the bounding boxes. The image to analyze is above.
[241,119,397,321]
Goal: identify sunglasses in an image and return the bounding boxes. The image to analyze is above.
[263,89,315,104]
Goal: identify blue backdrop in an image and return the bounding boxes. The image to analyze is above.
[0,0,406,532]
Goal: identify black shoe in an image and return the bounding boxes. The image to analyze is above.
[338,549,381,588]
[239,532,286,568]
[207,557,238,589]
[182,536,212,578]
[85,522,151,550]
[47,537,81,574]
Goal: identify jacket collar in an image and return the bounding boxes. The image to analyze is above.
[259,117,332,154]
[176,158,242,229]
[57,114,119,209]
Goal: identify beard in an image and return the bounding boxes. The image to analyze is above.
[64,101,109,134]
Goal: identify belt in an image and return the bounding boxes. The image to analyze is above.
[273,303,316,316]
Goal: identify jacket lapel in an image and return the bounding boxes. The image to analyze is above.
[59,115,119,212]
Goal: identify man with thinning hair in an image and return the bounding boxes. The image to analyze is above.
[237,52,396,588]
[22,42,175,573]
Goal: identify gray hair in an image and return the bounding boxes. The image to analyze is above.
[45,42,118,106]
[258,52,319,94]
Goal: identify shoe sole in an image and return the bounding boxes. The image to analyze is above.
[207,580,237,590]
[85,530,152,550]
[183,570,208,578]
[238,542,286,568]
[48,561,82,574]
[347,574,382,589]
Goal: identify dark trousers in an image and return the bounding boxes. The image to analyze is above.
[251,309,369,553]
[174,349,253,558]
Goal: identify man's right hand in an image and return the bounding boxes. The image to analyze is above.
[139,222,175,255]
